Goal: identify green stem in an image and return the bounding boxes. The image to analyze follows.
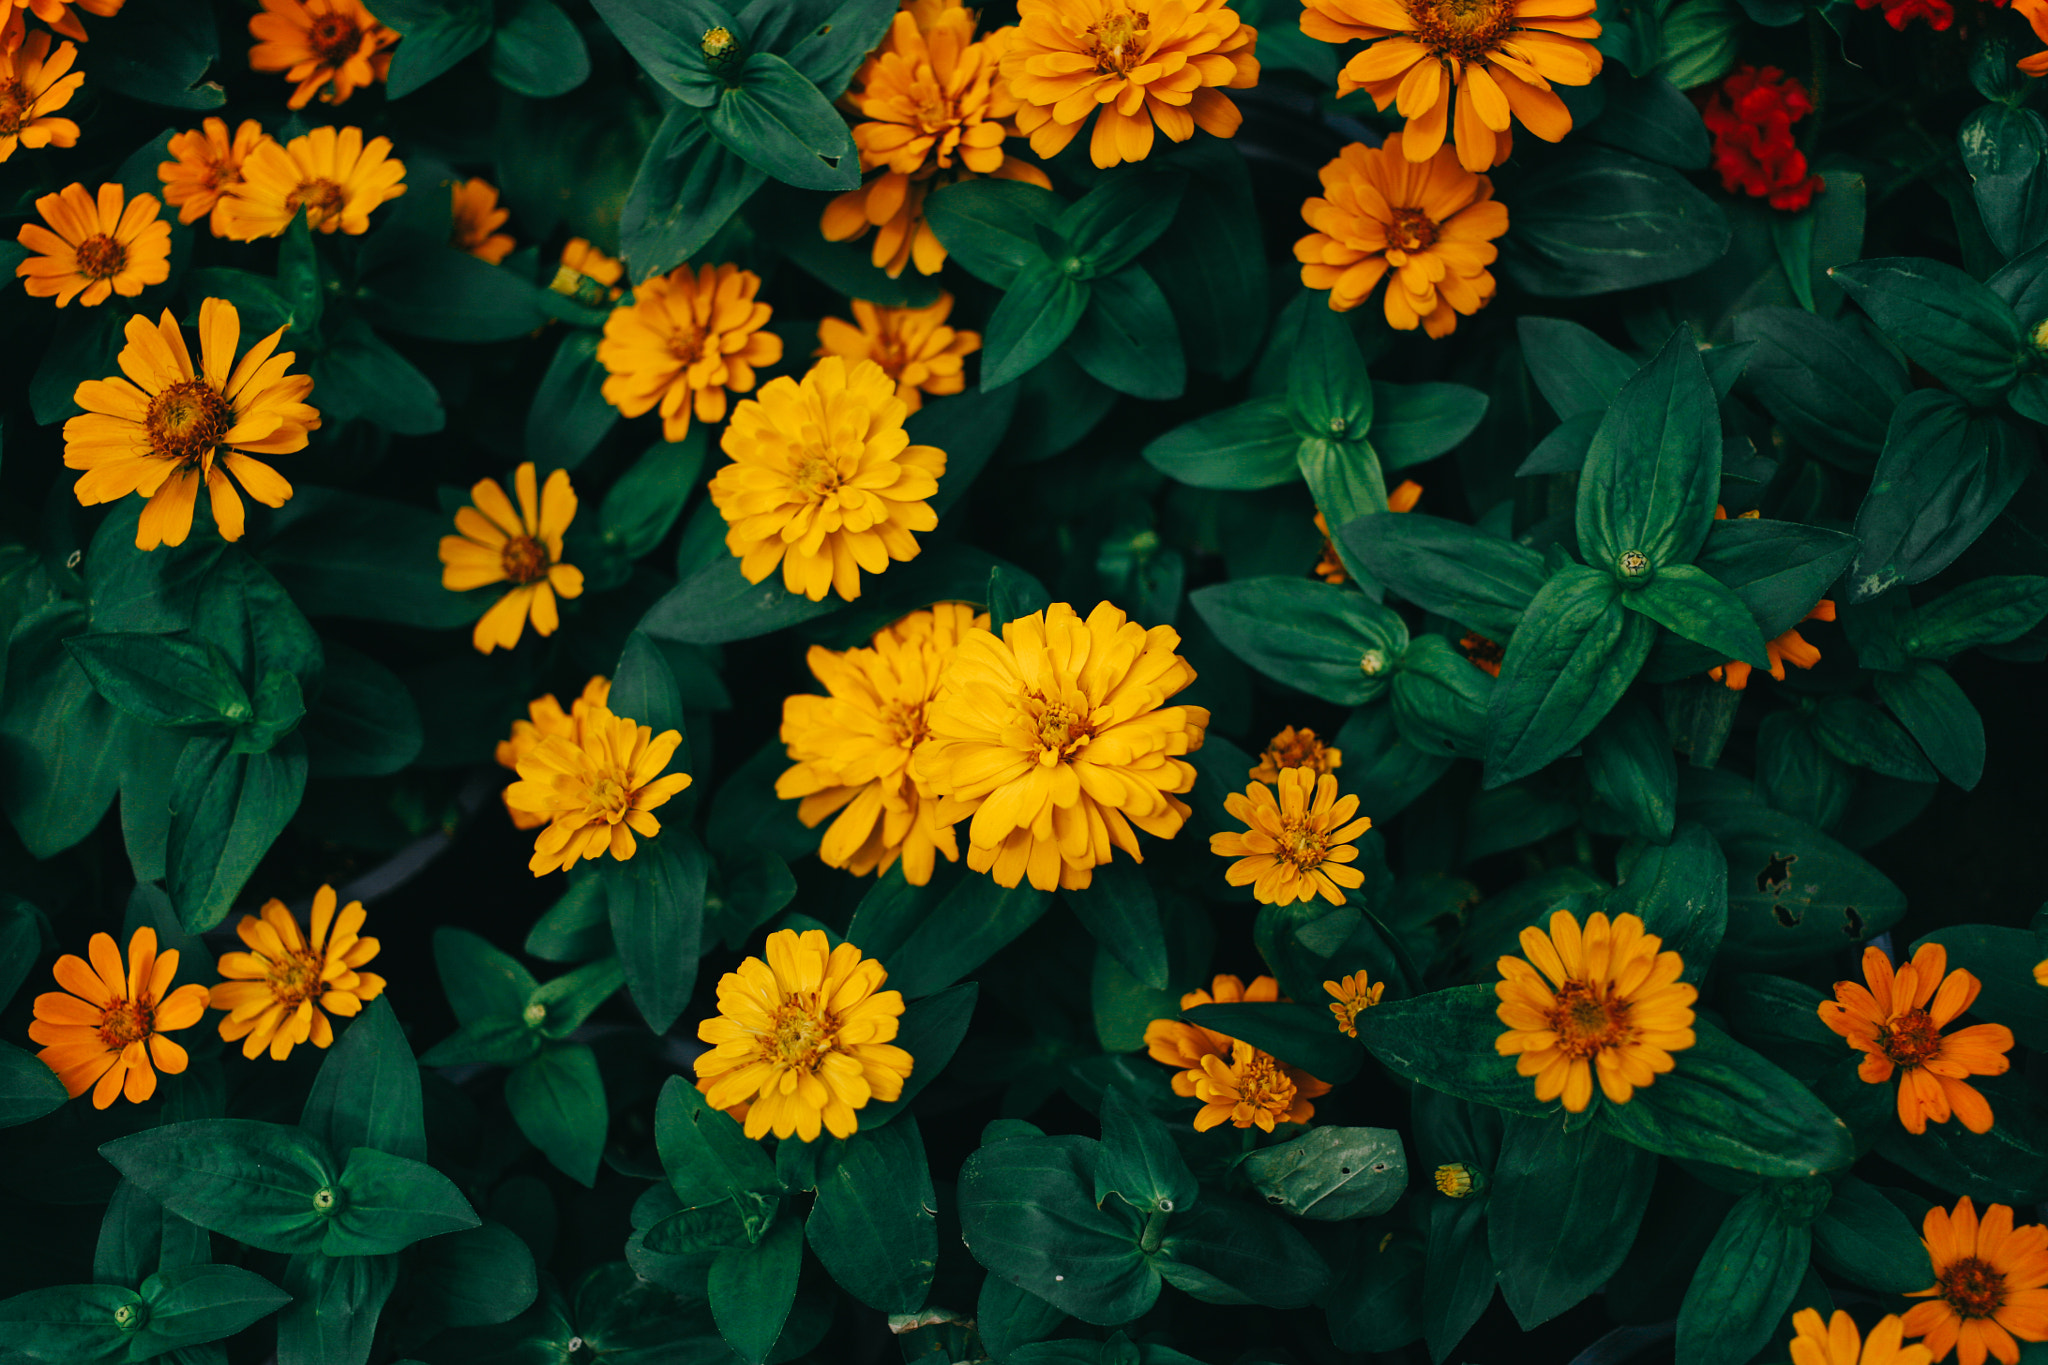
[1140,1208,1172,1255]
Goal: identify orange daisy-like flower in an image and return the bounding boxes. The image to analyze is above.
[28,927,209,1109]
[1,0,120,44]
[1143,973,1331,1132]
[215,124,406,240]
[450,177,514,264]
[438,462,586,655]
[1248,724,1342,784]
[159,118,271,236]
[550,237,624,304]
[1001,0,1261,169]
[247,0,396,109]
[65,298,318,551]
[0,29,83,163]
[1296,135,1505,336]
[1903,1198,2048,1365]
[1301,0,1601,173]
[815,295,981,414]
[1494,909,1697,1112]
[596,262,782,443]
[1790,1310,1934,1365]
[1325,970,1384,1036]
[1709,599,1835,690]
[496,676,612,830]
[1211,768,1373,906]
[210,887,386,1061]
[15,182,171,308]
[504,703,693,876]
[1818,944,2014,1136]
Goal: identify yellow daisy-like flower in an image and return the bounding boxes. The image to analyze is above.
[1819,944,2014,1137]
[2,0,120,44]
[1434,1162,1478,1196]
[1248,724,1342,783]
[1142,974,1329,1132]
[215,124,406,240]
[550,237,624,304]
[505,704,693,876]
[15,182,171,308]
[1791,1310,1934,1365]
[1494,909,1698,1113]
[1904,1198,2048,1365]
[777,603,985,885]
[450,176,514,264]
[1145,971,1272,1087]
[1301,0,1601,173]
[496,675,612,831]
[28,928,209,1110]
[1211,768,1373,907]
[1325,971,1383,1036]
[247,0,396,110]
[694,928,913,1142]
[65,298,318,551]
[814,295,981,414]
[1001,0,1261,169]
[596,262,783,443]
[159,117,272,236]
[0,29,83,164]
[708,355,947,603]
[210,886,386,1061]
[438,462,586,655]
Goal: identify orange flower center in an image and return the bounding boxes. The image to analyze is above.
[1279,815,1334,872]
[1406,0,1515,62]
[0,79,28,137]
[307,11,364,65]
[97,998,154,1050]
[1390,207,1441,252]
[1229,1050,1298,1115]
[1088,6,1151,76]
[286,178,346,228]
[882,699,927,751]
[1878,1008,1942,1068]
[1264,733,1330,773]
[794,455,843,499]
[1939,1257,2007,1319]
[667,329,707,367]
[75,233,129,282]
[767,998,836,1074]
[1548,979,1631,1059]
[1030,697,1094,762]
[500,535,549,584]
[146,379,233,463]
[266,946,327,1012]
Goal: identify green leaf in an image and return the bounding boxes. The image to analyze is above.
[1143,141,1266,379]
[326,1147,480,1256]
[958,1133,1157,1326]
[1095,1088,1198,1216]
[1848,393,2031,602]
[1674,1187,1810,1365]
[506,1044,608,1187]
[402,1223,540,1337]
[977,1277,1068,1363]
[1372,382,1489,469]
[1901,575,2048,658]
[132,1264,291,1358]
[63,633,251,732]
[0,1283,136,1364]
[982,259,1089,390]
[621,106,768,278]
[528,956,625,1040]
[1299,437,1391,588]
[1606,822,1726,978]
[1500,149,1731,296]
[1657,0,1740,88]
[0,1043,68,1130]
[923,179,1064,289]
[1628,564,1770,667]
[1189,577,1407,705]
[491,0,591,96]
[301,642,423,779]
[887,875,1051,999]
[305,313,446,434]
[166,735,308,932]
[1288,303,1373,440]
[1962,104,2048,260]
[641,552,841,643]
[1592,71,1710,168]
[99,1120,337,1256]
[301,996,428,1163]
[1057,173,1186,278]
[94,1179,209,1287]
[1577,328,1721,572]
[275,1250,397,1365]
[77,0,224,107]
[780,0,899,95]
[1689,517,1860,639]
[1810,1176,1932,1293]
[1066,862,1168,992]
[1153,1197,1331,1309]
[433,926,541,1025]
[1872,1077,2048,1203]
[1755,713,1854,833]
[1490,1117,1657,1327]
[601,436,706,557]
[1912,924,2048,1053]
[1341,513,1546,641]
[1065,266,1185,401]
[525,331,618,471]
[857,982,978,1129]
[806,1115,939,1312]
[1871,662,1983,789]
[360,248,551,342]
[1239,1126,1405,1221]
[0,608,129,858]
[654,1074,781,1215]
[1391,634,1494,760]
[1182,1001,1361,1084]
[1831,258,2027,405]
[1354,984,1549,1116]
[1733,307,1905,472]
[383,3,493,96]
[705,54,858,191]
[1812,695,1937,783]
[601,833,707,1034]
[587,0,735,103]
[1484,567,1653,788]
[1325,1228,1424,1351]
[1517,317,1637,420]
[258,490,468,628]
[1581,696,1678,842]
[709,1213,804,1365]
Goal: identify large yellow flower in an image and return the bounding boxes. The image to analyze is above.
[1494,908,1697,1112]
[1301,0,1601,173]
[159,117,272,236]
[0,29,82,164]
[450,176,513,264]
[215,124,406,240]
[1791,1310,1934,1365]
[29,928,209,1109]
[815,295,981,414]
[1001,0,1261,168]
[708,355,946,603]
[65,297,318,551]
[438,462,586,655]
[1904,1198,2048,1365]
[15,181,171,308]
[496,675,612,830]
[210,887,385,1061]
[247,0,396,109]
[1143,974,1329,1132]
[778,603,986,885]
[596,262,782,443]
[695,928,913,1142]
[1211,767,1373,906]
[505,704,693,876]
[1,0,120,44]
[1819,944,2013,1137]
[914,601,1210,891]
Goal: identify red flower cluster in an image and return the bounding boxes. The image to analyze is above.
[1856,0,1956,29]
[1702,66,1825,212]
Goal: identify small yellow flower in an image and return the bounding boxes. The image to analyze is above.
[29,928,209,1109]
[505,704,693,876]
[1143,975,1329,1133]
[1790,1309,1933,1365]
[1324,971,1383,1036]
[1434,1162,1478,1197]
[1710,600,1835,690]
[694,928,913,1141]
[247,0,397,109]
[0,29,83,164]
[216,124,406,239]
[496,676,612,831]
[815,295,980,414]
[438,462,586,655]
[1249,725,1342,784]
[450,176,514,264]
[597,262,782,442]
[15,181,171,308]
[1211,768,1373,907]
[1902,1198,2048,1365]
[551,237,624,303]
[209,886,385,1061]
[4,0,121,44]
[159,117,271,236]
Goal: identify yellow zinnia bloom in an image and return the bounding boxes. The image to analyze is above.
[247,0,396,109]
[438,462,586,655]
[215,124,406,240]
[1494,909,1697,1113]
[1904,1198,2048,1365]
[1325,970,1383,1036]
[814,295,981,414]
[1143,974,1330,1132]
[551,236,623,304]
[0,29,82,163]
[450,176,514,264]
[1248,724,1342,784]
[1001,0,1261,169]
[1791,1310,1934,1365]
[596,262,782,442]
[778,603,986,885]
[28,928,209,1110]
[65,298,317,550]
[159,117,271,236]
[914,601,1210,892]
[1819,944,2013,1137]
[496,675,612,830]
[3,0,120,44]
[210,886,386,1061]
[1710,599,1835,690]
[1211,768,1373,907]
[505,703,693,876]
[15,181,171,308]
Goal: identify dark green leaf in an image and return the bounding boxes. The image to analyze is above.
[506,1045,608,1187]
[1189,577,1407,705]
[858,982,977,1129]
[1239,1126,1405,1221]
[384,5,493,97]
[1500,149,1731,296]
[1057,173,1186,278]
[0,1283,136,1365]
[709,1214,804,1365]
[1354,985,1548,1116]
[957,1133,1156,1326]
[1577,328,1721,571]
[77,0,224,107]
[490,0,590,97]
[1674,1187,1810,1365]
[1810,1176,1931,1293]
[403,1223,540,1336]
[0,1042,67,1130]
[1095,1088,1198,1215]
[526,331,618,471]
[258,490,470,628]
[806,1116,939,1312]
[1901,574,2048,658]
[1628,564,1769,667]
[1849,393,2031,601]
[1812,695,1938,783]
[1733,307,1905,472]
[1490,1117,1657,1326]
[99,1120,336,1256]
[1288,303,1373,439]
[1871,662,1983,788]
[1372,382,1489,469]
[924,179,1064,290]
[602,833,707,1034]
[1142,400,1298,489]
[166,735,308,933]
[1065,266,1185,401]
[1484,567,1653,787]
[1153,1198,1330,1309]
[654,1074,780,1223]
[1183,1001,1361,1084]
[1606,822,1726,977]
[1517,317,1636,420]
[706,54,859,191]
[1341,513,1545,640]
[326,1147,480,1255]
[64,633,251,732]
[301,996,427,1163]
[621,107,768,278]
[1581,695,1678,842]
[1831,258,2027,405]
[275,1251,397,1365]
[1066,862,1168,992]
[887,875,1051,999]
[982,260,1089,391]
[1390,634,1494,760]
[301,642,423,779]
[133,1264,291,1357]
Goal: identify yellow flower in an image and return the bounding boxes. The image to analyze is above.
[1819,944,2013,1137]
[1903,1198,2048,1365]
[216,124,406,240]
[1301,0,1601,173]
[1001,0,1261,169]
[1792,1310,1934,1365]
[1710,600,1835,690]
[596,262,782,443]
[694,928,913,1141]
[1434,1162,1478,1197]
[2,0,120,44]
[1325,970,1383,1036]
[708,355,946,603]
[505,704,693,876]
[0,29,82,163]
[815,295,980,414]
[247,0,396,109]
[496,676,612,830]
[450,176,513,264]
[15,181,171,308]
[209,887,385,1061]
[1494,909,1697,1112]
[159,117,271,236]
[551,236,623,303]
[65,297,317,550]
[28,927,209,1109]
[1142,974,1328,1132]
[914,601,1210,891]
[1248,724,1341,784]
[1211,768,1372,906]
[438,462,586,655]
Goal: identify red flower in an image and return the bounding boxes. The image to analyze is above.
[1856,0,1954,28]
[1701,66,1825,212]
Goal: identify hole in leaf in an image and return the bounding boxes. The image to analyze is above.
[1372,1162,1388,1172]
[1339,1167,1351,1175]
[1757,852,1797,894]
[1773,904,1803,928]
[1843,907,1864,938]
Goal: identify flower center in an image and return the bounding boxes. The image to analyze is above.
[0,79,28,137]
[145,380,233,463]
[1878,1008,1942,1069]
[266,947,327,1012]
[1407,0,1515,60]
[1088,6,1151,75]
[766,998,836,1074]
[795,454,843,499]
[667,330,706,367]
[1029,696,1094,764]
[882,699,926,750]
[97,999,154,1050]
[1547,978,1630,1060]
[75,233,129,282]
[586,775,630,819]
[1939,1257,2007,1319]
[307,12,363,65]
[1233,1050,1298,1116]
[500,535,549,585]
[1280,816,1333,872]
[1390,208,1440,252]
[286,178,346,228]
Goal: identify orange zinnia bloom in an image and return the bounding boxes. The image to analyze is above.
[551,237,623,303]
[1709,599,1834,690]
[450,177,514,264]
[159,118,271,235]
[596,262,782,442]
[211,887,386,1061]
[28,927,210,1109]
[1143,974,1330,1131]
[2018,0,2048,76]
[15,182,170,308]
[1211,768,1373,906]
[215,124,406,240]
[815,295,981,413]
[1903,1198,2048,1365]
[1301,0,1601,173]
[1325,970,1384,1036]
[1248,724,1342,783]
[0,29,83,163]
[247,0,396,109]
[1459,631,1504,676]
[2,0,120,43]
[1789,1310,1933,1365]
[1819,944,2014,1136]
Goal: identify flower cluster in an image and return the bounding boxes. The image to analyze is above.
[1146,975,1332,1131]
[1859,0,1958,31]
[1702,65,1825,212]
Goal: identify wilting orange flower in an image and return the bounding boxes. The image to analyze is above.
[247,0,396,109]
[1460,631,1504,676]
[439,462,585,654]
[65,298,317,550]
[1213,768,1373,906]
[1820,944,2013,1136]
[450,177,514,264]
[216,124,406,240]
[497,676,612,830]
[159,118,271,235]
[0,29,82,163]
[1325,971,1384,1036]
[506,704,693,876]
[1249,725,1341,783]
[1296,135,1504,335]
[1144,974,1330,1132]
[29,928,209,1109]
[211,887,385,1061]
[1001,0,1260,169]
[1903,1198,2048,1365]
[2,0,120,44]
[1790,1310,1933,1365]
[1301,0,1601,173]
[597,262,781,442]
[15,182,170,308]
[815,295,980,413]
[1710,599,1835,690]
[551,237,623,304]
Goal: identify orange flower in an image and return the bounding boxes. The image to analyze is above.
[1902,1198,2048,1365]
[247,0,396,109]
[596,262,782,442]
[1144,972,1275,1087]
[2018,0,2048,76]
[28,928,210,1109]
[551,237,624,304]
[1459,631,1503,676]
[1819,944,2014,1136]
[1325,971,1383,1036]
[1710,599,1834,690]
[1789,1310,1933,1365]
[15,182,171,308]
[0,29,83,163]
[1211,768,1373,906]
[496,676,612,830]
[1143,974,1329,1132]
[215,124,407,240]
[450,177,514,264]
[2,0,121,44]
[1248,725,1341,783]
[815,295,980,413]
[159,118,271,236]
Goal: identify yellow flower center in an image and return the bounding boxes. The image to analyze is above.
[1939,1257,2006,1319]
[667,329,706,367]
[882,699,926,750]
[0,79,29,137]
[1029,696,1094,763]
[287,178,346,228]
[1406,0,1514,62]
[1878,1008,1942,1069]
[307,11,364,66]
[586,775,629,819]
[1434,1163,1476,1197]
[795,454,843,499]
[1390,207,1440,252]
[146,379,233,463]
[500,534,549,585]
[97,999,154,1050]
[1548,978,1631,1059]
[1231,1050,1299,1116]
[1279,816,1334,872]
[767,997,837,1074]
[1088,5,1151,76]
[75,233,129,283]
[266,946,327,1012]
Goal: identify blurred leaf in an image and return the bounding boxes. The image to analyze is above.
[491,0,590,97]
[1501,149,1731,297]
